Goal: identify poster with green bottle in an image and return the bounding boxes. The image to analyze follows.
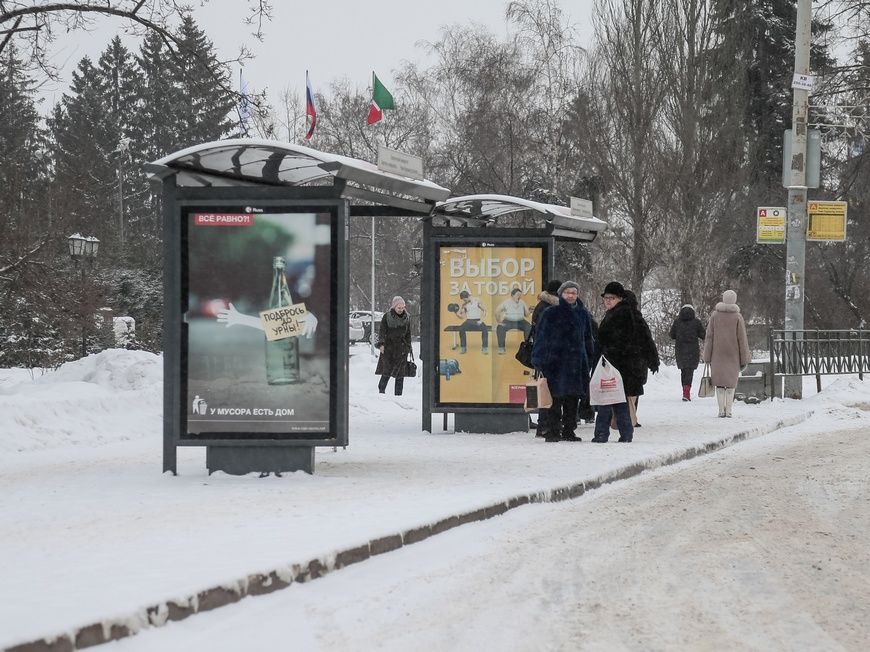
[184,210,334,436]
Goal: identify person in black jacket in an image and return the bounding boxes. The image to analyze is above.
[592,282,659,443]
[375,296,412,395]
[669,304,705,401]
[531,281,595,443]
[528,279,561,437]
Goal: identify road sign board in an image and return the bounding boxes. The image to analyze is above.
[807,201,847,242]
[570,196,593,218]
[756,206,786,244]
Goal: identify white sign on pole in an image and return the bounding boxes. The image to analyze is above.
[756,206,787,244]
[569,196,593,217]
[376,145,424,180]
[791,73,815,91]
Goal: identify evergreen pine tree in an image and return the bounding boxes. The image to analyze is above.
[49,56,118,251]
[0,47,50,245]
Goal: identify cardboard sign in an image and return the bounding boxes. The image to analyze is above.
[259,303,308,341]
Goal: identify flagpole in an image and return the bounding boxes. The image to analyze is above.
[370,70,377,355]
[371,215,376,354]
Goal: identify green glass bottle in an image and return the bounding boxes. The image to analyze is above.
[265,256,301,385]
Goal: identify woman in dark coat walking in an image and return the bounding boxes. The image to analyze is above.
[375,296,412,395]
[669,304,706,401]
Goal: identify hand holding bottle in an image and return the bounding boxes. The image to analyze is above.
[301,312,318,338]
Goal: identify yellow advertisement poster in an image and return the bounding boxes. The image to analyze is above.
[437,245,544,405]
[807,201,847,242]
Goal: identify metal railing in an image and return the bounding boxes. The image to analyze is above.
[768,329,869,398]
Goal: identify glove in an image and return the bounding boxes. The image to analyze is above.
[650,364,659,374]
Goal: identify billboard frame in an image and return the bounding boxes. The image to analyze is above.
[161,179,349,474]
[421,223,554,431]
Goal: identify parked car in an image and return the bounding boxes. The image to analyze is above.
[349,310,384,343]
[349,315,365,343]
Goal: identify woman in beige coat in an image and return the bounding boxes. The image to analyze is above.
[702,290,751,417]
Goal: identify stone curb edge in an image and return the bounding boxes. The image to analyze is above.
[5,412,811,652]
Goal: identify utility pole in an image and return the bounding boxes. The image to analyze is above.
[784,0,812,399]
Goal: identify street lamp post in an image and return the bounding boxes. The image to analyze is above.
[68,234,100,358]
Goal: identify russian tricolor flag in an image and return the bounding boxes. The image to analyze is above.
[305,71,317,140]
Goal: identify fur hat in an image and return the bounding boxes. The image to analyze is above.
[601,281,626,298]
[722,290,737,305]
[557,281,580,296]
[391,295,406,310]
[545,279,562,294]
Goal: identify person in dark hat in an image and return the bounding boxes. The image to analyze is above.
[592,281,658,442]
[531,281,595,442]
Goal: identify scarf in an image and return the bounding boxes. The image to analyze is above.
[385,309,409,329]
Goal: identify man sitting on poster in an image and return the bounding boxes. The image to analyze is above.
[494,288,532,354]
[455,290,489,354]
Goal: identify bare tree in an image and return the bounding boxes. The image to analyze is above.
[655,0,746,310]
[0,1,272,81]
[584,0,670,295]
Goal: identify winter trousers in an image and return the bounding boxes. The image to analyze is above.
[680,368,695,387]
[594,402,634,442]
[543,395,579,438]
[715,387,735,417]
[378,374,404,396]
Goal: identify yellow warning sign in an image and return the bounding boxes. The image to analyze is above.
[756,206,786,244]
[807,201,847,241]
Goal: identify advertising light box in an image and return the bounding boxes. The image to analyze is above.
[182,206,338,440]
[436,242,547,407]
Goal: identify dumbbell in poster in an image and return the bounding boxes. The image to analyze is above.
[184,209,335,436]
[437,244,544,405]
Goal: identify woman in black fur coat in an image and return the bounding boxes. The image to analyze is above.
[375,296,412,395]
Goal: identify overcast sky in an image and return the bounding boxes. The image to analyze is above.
[38,0,595,111]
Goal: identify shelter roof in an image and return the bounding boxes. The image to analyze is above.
[433,194,606,242]
[146,139,450,213]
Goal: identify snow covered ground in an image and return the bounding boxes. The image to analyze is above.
[1,346,869,650]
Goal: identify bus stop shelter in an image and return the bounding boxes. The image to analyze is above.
[147,139,448,475]
[148,139,607,472]
[420,194,606,434]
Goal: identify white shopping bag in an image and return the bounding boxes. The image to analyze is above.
[588,356,627,406]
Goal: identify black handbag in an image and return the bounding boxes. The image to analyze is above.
[515,326,535,369]
[515,340,533,368]
[401,351,418,377]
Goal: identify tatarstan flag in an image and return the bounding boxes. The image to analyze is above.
[367,72,395,125]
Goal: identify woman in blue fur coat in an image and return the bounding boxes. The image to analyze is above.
[531,281,596,442]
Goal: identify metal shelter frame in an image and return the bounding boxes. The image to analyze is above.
[149,139,608,470]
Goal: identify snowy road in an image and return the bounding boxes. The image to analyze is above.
[109,423,870,651]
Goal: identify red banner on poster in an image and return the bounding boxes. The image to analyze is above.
[194,213,253,226]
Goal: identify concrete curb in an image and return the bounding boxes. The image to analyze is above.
[5,412,811,651]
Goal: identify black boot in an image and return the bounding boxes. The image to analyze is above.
[378,375,389,394]
[394,377,404,396]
